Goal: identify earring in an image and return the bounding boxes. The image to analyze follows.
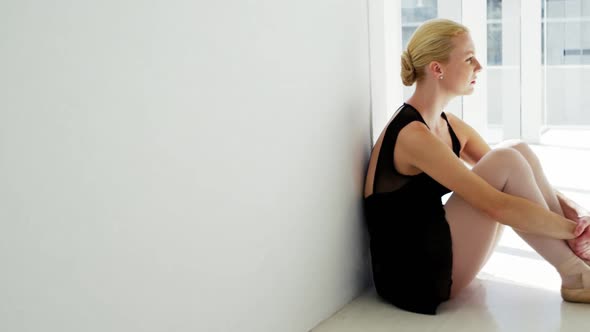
[439,75,444,80]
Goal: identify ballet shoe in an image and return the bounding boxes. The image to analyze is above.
[559,256,590,303]
[558,256,590,303]
[561,272,590,303]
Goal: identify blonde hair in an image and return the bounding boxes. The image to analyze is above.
[401,19,469,86]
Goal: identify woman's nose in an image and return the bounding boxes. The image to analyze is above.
[475,59,483,72]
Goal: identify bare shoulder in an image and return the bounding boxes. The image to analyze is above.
[396,120,432,150]
[393,121,431,175]
[396,119,452,168]
[395,120,449,173]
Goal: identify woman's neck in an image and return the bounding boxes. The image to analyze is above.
[405,83,453,131]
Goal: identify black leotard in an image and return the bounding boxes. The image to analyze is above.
[364,103,461,315]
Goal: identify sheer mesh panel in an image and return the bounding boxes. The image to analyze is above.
[370,105,417,194]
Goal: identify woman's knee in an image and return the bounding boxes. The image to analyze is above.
[497,139,541,168]
[472,147,534,189]
[477,147,530,172]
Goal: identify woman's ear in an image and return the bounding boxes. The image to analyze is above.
[428,61,444,79]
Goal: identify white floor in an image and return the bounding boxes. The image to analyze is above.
[311,131,590,332]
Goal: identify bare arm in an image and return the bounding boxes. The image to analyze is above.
[397,121,579,239]
[445,112,491,167]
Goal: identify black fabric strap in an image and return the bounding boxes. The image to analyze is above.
[441,112,461,155]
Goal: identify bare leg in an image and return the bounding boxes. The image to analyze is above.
[479,139,563,261]
[444,147,590,298]
[498,140,590,270]
[479,139,566,265]
[495,140,564,216]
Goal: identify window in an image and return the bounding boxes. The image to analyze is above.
[487,0,502,65]
[543,0,590,65]
[401,0,438,49]
[385,0,590,143]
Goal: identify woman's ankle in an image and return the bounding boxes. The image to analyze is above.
[557,255,590,289]
[562,274,583,289]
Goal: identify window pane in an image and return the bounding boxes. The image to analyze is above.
[486,0,520,141]
[582,21,590,64]
[546,0,565,18]
[546,22,565,65]
[488,0,502,20]
[544,0,590,126]
[401,0,437,48]
[487,23,502,65]
[564,22,581,65]
[401,0,437,23]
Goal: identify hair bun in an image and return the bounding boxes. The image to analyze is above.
[401,50,416,86]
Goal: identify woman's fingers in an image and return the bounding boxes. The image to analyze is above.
[574,217,590,237]
[568,217,590,260]
[574,242,590,260]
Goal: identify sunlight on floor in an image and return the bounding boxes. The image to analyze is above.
[480,229,560,292]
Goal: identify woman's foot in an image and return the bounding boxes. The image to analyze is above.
[559,256,590,303]
[561,272,590,303]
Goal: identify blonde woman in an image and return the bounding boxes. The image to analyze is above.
[363,18,590,315]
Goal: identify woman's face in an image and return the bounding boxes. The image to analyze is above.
[440,32,482,96]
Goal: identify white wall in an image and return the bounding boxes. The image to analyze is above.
[0,1,372,331]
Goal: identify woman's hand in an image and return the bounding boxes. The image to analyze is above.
[567,216,590,261]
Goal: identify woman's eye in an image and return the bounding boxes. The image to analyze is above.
[466,57,473,63]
